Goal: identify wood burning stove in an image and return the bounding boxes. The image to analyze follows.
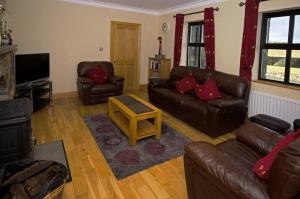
[0,98,32,165]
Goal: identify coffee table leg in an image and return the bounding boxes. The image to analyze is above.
[108,99,112,120]
[154,112,162,139]
[129,118,137,146]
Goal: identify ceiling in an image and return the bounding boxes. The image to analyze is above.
[62,0,222,15]
[93,0,203,10]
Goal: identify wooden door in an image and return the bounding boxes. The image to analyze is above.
[110,21,141,90]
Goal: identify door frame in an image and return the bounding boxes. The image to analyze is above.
[110,21,141,90]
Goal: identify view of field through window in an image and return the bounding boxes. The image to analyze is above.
[260,12,300,85]
[262,50,300,84]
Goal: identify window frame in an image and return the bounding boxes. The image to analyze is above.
[258,9,300,86]
[186,21,205,68]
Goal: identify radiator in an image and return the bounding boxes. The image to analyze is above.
[248,91,300,125]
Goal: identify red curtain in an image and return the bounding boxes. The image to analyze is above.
[173,14,184,67]
[204,7,215,70]
[239,0,259,80]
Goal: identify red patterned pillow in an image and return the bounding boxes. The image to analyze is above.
[86,65,108,85]
[194,79,222,101]
[253,130,300,180]
[176,75,197,94]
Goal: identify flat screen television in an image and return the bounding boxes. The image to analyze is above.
[15,53,50,86]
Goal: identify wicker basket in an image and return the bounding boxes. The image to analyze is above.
[43,181,66,199]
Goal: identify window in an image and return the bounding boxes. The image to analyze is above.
[187,22,206,68]
[259,9,300,86]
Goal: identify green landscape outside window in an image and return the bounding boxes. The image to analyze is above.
[259,9,300,86]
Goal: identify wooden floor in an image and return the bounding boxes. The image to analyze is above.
[32,90,235,199]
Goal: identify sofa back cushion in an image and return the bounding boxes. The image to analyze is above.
[170,67,191,89]
[267,135,300,199]
[212,71,250,100]
[170,66,192,81]
[193,69,213,84]
[170,67,213,89]
[78,61,114,77]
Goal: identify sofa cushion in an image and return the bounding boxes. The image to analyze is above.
[176,75,197,94]
[86,65,108,85]
[217,140,263,171]
[195,80,222,101]
[212,71,249,99]
[161,89,196,105]
[150,87,197,118]
[182,98,208,118]
[150,87,195,105]
[236,122,282,156]
[91,84,116,94]
[170,66,191,81]
[193,69,213,84]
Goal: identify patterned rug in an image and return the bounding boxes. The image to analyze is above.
[84,114,191,179]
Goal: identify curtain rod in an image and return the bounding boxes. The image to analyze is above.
[173,7,219,18]
[239,0,268,7]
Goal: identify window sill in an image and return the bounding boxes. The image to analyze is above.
[252,80,300,91]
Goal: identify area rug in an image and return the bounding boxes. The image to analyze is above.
[84,114,191,179]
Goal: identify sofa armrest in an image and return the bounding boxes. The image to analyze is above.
[208,98,246,111]
[149,78,170,88]
[108,76,124,85]
[77,77,93,85]
[184,142,268,199]
[236,122,282,156]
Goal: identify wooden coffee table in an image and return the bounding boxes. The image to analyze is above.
[108,94,162,146]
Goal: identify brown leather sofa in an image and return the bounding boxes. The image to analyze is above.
[77,61,124,105]
[184,122,300,199]
[148,66,250,137]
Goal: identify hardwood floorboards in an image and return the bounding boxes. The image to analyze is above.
[32,90,235,199]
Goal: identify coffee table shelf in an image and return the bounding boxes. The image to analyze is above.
[108,94,162,145]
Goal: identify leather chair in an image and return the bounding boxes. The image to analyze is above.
[184,122,300,199]
[77,61,124,105]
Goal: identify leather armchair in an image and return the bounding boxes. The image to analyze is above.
[77,61,124,105]
[184,122,300,199]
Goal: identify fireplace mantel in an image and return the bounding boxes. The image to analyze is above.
[0,44,17,101]
[0,45,17,54]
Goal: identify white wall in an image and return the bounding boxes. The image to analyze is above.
[7,0,159,93]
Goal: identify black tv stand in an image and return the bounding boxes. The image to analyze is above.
[15,81,52,112]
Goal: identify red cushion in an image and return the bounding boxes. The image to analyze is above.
[194,79,222,101]
[253,129,300,180]
[86,65,108,85]
[176,75,197,94]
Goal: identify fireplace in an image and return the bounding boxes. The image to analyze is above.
[0,45,17,101]
[0,98,33,165]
